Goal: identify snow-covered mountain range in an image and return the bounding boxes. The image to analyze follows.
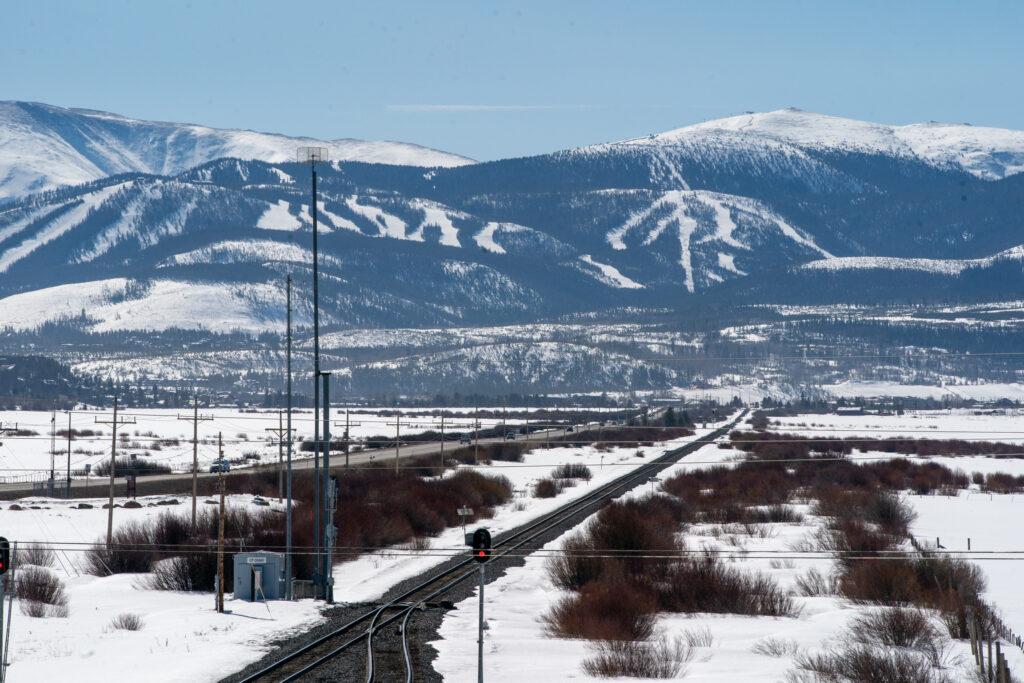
[0,104,1022,353]
[0,101,473,201]
[643,108,1024,180]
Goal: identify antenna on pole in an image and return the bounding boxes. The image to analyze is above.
[298,145,329,598]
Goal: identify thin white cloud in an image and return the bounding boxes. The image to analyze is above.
[386,104,604,113]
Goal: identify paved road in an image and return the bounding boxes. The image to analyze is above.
[0,424,594,500]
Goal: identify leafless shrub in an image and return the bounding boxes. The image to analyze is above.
[752,636,800,658]
[16,567,69,618]
[108,612,144,631]
[546,534,604,592]
[544,577,657,641]
[747,504,804,524]
[402,536,431,551]
[582,634,693,678]
[849,607,941,651]
[20,601,50,618]
[15,566,68,606]
[552,463,592,481]
[793,645,954,683]
[794,567,838,597]
[683,625,714,648]
[659,554,799,617]
[148,549,217,592]
[84,521,155,575]
[533,477,563,498]
[21,542,56,567]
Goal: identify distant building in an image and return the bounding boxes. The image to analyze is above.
[835,406,864,416]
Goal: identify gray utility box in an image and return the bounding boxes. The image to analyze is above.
[233,551,286,601]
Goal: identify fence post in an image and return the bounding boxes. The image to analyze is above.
[988,639,994,681]
[995,642,1001,683]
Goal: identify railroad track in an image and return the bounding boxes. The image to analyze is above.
[235,413,744,683]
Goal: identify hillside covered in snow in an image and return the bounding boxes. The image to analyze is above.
[0,101,474,201]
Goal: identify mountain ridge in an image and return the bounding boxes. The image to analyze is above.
[0,100,474,201]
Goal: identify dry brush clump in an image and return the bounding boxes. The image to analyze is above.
[533,477,563,498]
[792,645,956,683]
[16,566,69,618]
[582,633,693,679]
[732,431,1024,460]
[108,612,144,631]
[552,462,592,481]
[544,496,797,644]
[848,607,947,663]
[20,542,56,568]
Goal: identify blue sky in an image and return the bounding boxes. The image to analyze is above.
[3,1,1022,160]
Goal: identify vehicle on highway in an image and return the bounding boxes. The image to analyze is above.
[505,431,516,440]
[208,459,231,473]
[565,425,575,432]
[459,434,472,445]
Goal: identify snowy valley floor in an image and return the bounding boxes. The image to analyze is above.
[0,427,716,682]
[431,410,1024,681]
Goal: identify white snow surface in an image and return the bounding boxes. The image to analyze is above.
[0,493,326,683]
[606,189,830,292]
[256,199,302,231]
[0,277,290,334]
[577,254,644,289]
[0,183,124,272]
[801,245,1024,275]
[768,410,1024,445]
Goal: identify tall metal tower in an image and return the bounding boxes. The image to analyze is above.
[297,146,328,595]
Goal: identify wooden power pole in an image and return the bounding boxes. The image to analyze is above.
[96,397,135,547]
[178,395,213,529]
[265,410,291,503]
[216,431,226,613]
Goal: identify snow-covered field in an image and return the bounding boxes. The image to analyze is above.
[1,493,326,683]
[769,408,1024,444]
[432,412,1024,681]
[0,425,717,682]
[0,407,548,485]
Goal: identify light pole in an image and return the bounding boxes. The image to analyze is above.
[298,145,328,596]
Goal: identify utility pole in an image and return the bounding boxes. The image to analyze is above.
[178,395,212,529]
[216,431,226,613]
[96,397,135,547]
[285,273,294,600]
[393,416,401,475]
[474,405,480,464]
[344,410,351,469]
[264,411,290,502]
[320,373,333,603]
[332,411,362,470]
[64,411,72,499]
[439,413,445,471]
[49,408,56,497]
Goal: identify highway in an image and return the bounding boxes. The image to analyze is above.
[0,423,595,500]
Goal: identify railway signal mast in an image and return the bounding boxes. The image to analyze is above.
[471,527,492,683]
